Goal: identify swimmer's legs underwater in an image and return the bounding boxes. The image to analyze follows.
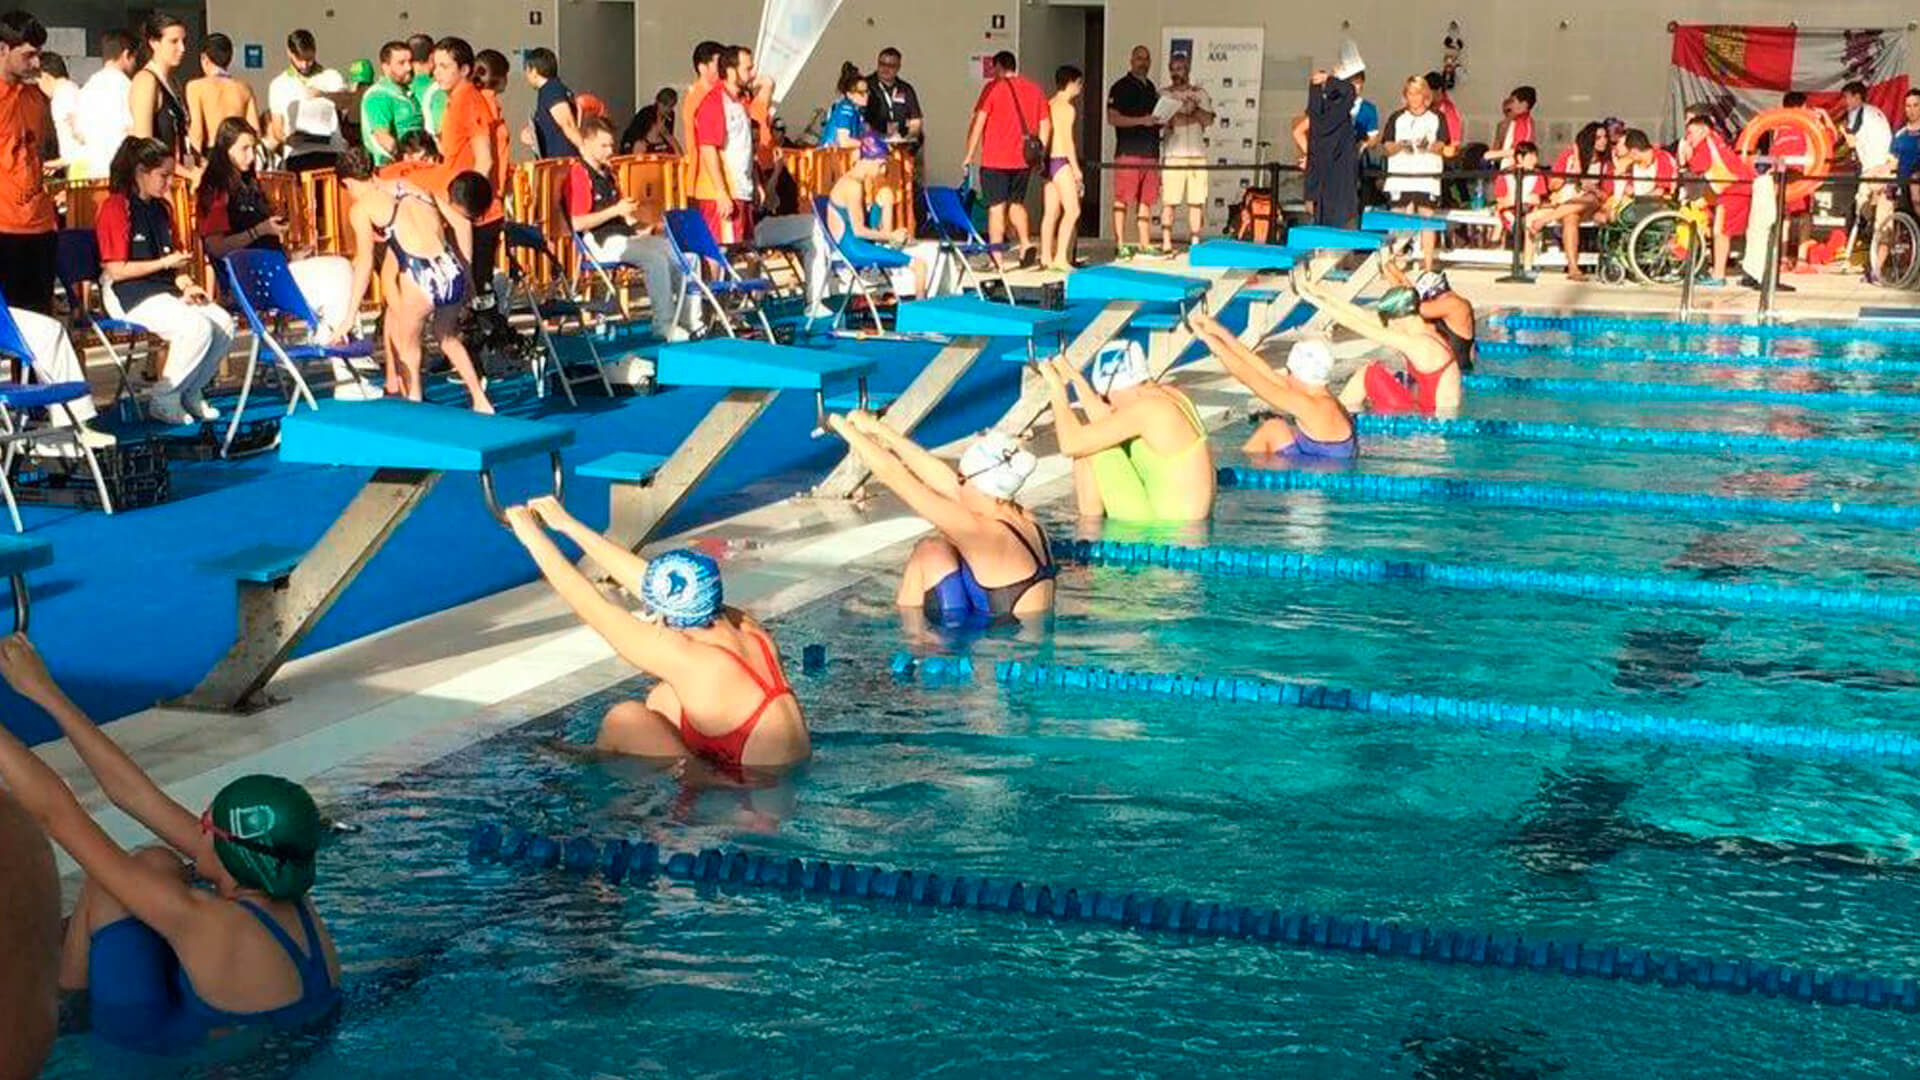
[896,536,964,609]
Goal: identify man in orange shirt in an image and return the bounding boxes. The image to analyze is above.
[433,36,506,308]
[0,11,57,314]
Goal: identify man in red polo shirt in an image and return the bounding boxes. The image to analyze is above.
[691,44,753,244]
[0,11,56,314]
[962,51,1048,267]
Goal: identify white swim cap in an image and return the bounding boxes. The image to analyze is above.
[1286,338,1335,387]
[959,431,1037,500]
[1414,270,1451,301]
[1333,39,1366,80]
[1089,339,1151,397]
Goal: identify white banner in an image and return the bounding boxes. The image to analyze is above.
[756,0,845,105]
[1161,27,1265,229]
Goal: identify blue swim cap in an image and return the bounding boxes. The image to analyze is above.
[642,550,723,629]
[858,133,890,161]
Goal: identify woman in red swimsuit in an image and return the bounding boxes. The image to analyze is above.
[1297,272,1460,417]
[504,496,811,775]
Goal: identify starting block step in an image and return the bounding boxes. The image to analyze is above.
[575,451,670,484]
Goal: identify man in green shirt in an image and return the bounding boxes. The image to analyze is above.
[407,32,445,136]
[361,40,423,164]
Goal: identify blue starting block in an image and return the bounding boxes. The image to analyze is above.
[1065,265,1209,305]
[180,400,576,712]
[0,534,52,633]
[1287,226,1387,251]
[1361,208,1449,234]
[813,296,1071,500]
[1188,240,1302,271]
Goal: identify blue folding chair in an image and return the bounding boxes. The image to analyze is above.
[503,224,617,404]
[0,291,115,530]
[660,210,775,340]
[222,249,374,457]
[814,195,919,332]
[54,228,157,419]
[923,184,1011,300]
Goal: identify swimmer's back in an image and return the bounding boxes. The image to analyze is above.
[169,891,342,1014]
[669,610,809,767]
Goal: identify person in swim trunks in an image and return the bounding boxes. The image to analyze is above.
[1040,339,1216,523]
[1308,275,1460,416]
[828,412,1056,627]
[1384,256,1475,372]
[0,635,339,1057]
[503,496,811,776]
[1191,315,1356,459]
[329,147,494,412]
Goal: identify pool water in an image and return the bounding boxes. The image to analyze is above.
[44,312,1920,1078]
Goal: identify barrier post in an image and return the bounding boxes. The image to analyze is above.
[1677,205,1699,322]
[1496,156,1534,283]
[1759,165,1791,319]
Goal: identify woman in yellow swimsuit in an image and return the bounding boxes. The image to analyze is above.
[1040,340,1214,523]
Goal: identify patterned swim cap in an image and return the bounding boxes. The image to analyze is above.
[1089,339,1152,396]
[1376,287,1421,319]
[205,775,322,900]
[642,549,724,629]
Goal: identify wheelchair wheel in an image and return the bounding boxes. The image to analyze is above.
[1598,255,1629,285]
[1626,210,1708,285]
[1869,211,1920,289]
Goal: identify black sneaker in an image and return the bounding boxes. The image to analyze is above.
[1017,247,1040,270]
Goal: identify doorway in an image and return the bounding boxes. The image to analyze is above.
[1021,2,1104,240]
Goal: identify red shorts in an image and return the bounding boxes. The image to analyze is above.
[1714,193,1751,239]
[1112,155,1160,208]
[697,199,756,245]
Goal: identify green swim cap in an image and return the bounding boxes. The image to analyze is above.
[347,58,375,86]
[1376,287,1420,319]
[205,775,321,900]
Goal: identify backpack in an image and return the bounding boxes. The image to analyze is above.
[1230,186,1283,244]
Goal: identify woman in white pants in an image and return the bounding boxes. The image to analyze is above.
[9,308,112,447]
[196,118,365,392]
[94,137,232,427]
[564,115,689,341]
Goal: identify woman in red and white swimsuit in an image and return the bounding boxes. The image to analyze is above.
[504,496,811,778]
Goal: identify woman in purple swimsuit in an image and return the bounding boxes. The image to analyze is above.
[1192,313,1357,459]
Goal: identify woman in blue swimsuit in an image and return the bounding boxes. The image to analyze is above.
[827,411,1056,628]
[0,636,339,1056]
[1192,313,1357,459]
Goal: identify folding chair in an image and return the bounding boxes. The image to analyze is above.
[222,249,376,457]
[661,209,776,340]
[54,228,158,420]
[0,292,116,530]
[812,195,906,332]
[503,223,617,405]
[923,185,1012,300]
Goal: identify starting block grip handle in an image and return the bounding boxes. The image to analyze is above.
[480,451,568,526]
[9,573,26,635]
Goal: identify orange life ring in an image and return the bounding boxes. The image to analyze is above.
[1736,108,1831,205]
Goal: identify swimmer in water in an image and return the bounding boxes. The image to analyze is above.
[827,412,1056,626]
[503,496,810,774]
[1040,340,1216,523]
[1189,313,1356,459]
[0,636,339,1056]
[1298,271,1460,416]
[1383,256,1476,372]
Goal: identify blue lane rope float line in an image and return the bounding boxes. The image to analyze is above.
[1462,374,1920,412]
[1214,468,1920,530]
[466,824,1920,1015]
[1354,414,1920,463]
[1476,340,1920,376]
[982,657,1920,764]
[1489,313,1920,341]
[1052,538,1920,621]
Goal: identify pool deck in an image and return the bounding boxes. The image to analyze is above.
[36,259,1918,887]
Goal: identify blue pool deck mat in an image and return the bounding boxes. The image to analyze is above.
[654,339,877,391]
[278,400,576,473]
[1361,209,1448,234]
[1187,239,1301,271]
[893,295,1072,338]
[1064,265,1210,305]
[1287,225,1387,251]
[0,534,52,578]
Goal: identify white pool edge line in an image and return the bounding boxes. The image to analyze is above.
[43,354,1254,879]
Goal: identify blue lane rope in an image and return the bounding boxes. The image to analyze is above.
[1354,415,1920,463]
[466,824,1920,1015]
[1490,313,1920,341]
[1476,341,1920,376]
[1214,468,1920,529]
[1052,539,1920,620]
[984,657,1920,764]
[1462,374,1920,412]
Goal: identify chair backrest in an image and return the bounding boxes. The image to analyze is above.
[923,186,983,244]
[663,208,725,267]
[503,221,562,283]
[222,249,322,337]
[54,229,104,299]
[0,284,37,371]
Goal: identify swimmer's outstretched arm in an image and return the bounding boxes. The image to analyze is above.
[1191,314,1314,414]
[0,639,211,946]
[1293,272,1431,356]
[827,415,980,537]
[1053,357,1114,420]
[1039,361,1147,457]
[840,412,963,499]
[505,506,698,674]
[526,496,651,600]
[0,635,206,863]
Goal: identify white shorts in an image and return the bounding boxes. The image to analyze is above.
[1161,158,1209,206]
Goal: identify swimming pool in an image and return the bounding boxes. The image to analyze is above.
[45,310,1920,1077]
